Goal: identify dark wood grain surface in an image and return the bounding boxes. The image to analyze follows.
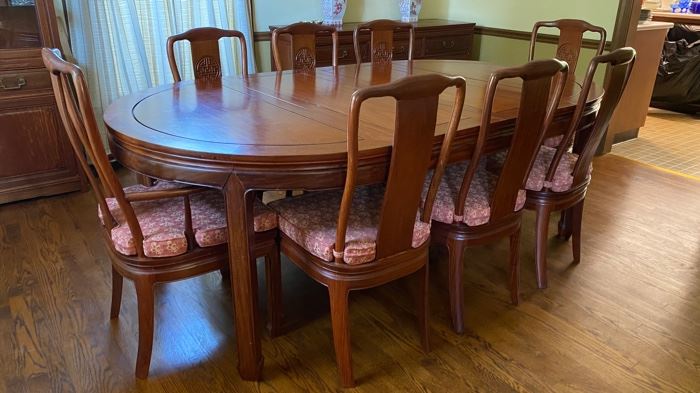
[104,59,603,381]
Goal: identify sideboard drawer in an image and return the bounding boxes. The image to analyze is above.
[315,43,357,66]
[423,34,471,58]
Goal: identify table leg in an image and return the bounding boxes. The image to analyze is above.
[224,176,263,380]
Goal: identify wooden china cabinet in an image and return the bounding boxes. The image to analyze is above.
[0,0,82,204]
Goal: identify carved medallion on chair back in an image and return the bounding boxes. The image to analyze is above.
[272,23,338,72]
[354,20,415,65]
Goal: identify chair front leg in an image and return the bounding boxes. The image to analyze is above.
[328,282,354,388]
[134,279,155,379]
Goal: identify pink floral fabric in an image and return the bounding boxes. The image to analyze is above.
[190,191,278,248]
[268,184,431,265]
[99,182,277,257]
[526,146,592,192]
[543,135,564,148]
[423,161,526,226]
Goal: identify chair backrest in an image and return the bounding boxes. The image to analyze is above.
[334,74,467,263]
[544,48,636,190]
[456,59,569,223]
[41,48,148,257]
[271,22,338,71]
[529,19,606,84]
[353,19,415,64]
[167,27,248,82]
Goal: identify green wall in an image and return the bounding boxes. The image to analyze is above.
[252,0,617,31]
[431,0,617,33]
[252,0,619,73]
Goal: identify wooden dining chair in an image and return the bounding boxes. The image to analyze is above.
[529,19,606,84]
[167,27,249,81]
[427,59,569,334]
[529,19,606,148]
[352,19,415,64]
[267,74,466,387]
[271,22,338,71]
[41,48,280,379]
[523,48,636,289]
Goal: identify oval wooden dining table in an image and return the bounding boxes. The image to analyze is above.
[104,59,602,381]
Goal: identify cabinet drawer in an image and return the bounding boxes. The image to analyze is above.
[315,44,356,66]
[336,44,357,65]
[423,35,471,57]
[0,69,51,96]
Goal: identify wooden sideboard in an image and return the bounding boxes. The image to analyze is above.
[0,0,83,204]
[268,19,475,70]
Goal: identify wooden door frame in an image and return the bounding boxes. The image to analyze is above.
[599,0,642,153]
[611,0,643,50]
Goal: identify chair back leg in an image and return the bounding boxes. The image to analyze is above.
[571,200,585,264]
[557,210,573,240]
[110,266,124,319]
[265,244,283,337]
[534,204,552,289]
[509,228,522,305]
[415,263,430,351]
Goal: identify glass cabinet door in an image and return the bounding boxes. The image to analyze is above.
[0,0,41,49]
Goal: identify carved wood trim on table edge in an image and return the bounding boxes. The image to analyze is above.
[253,26,612,51]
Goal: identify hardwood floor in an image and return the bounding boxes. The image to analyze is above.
[1,154,699,392]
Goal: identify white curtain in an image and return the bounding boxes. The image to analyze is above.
[61,0,256,143]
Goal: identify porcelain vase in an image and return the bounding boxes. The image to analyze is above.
[399,0,423,22]
[322,0,347,26]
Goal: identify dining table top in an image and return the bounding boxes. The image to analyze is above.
[104,60,602,172]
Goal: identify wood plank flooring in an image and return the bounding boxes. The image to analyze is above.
[0,154,699,392]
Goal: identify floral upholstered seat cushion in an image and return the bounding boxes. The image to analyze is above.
[189,190,278,247]
[484,147,592,193]
[423,161,526,226]
[543,135,564,148]
[268,184,431,265]
[526,146,592,192]
[99,182,277,258]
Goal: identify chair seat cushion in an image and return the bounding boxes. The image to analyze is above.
[543,135,564,148]
[423,161,526,226]
[527,146,592,192]
[268,184,430,265]
[100,182,277,258]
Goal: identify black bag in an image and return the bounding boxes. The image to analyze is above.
[651,28,700,114]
